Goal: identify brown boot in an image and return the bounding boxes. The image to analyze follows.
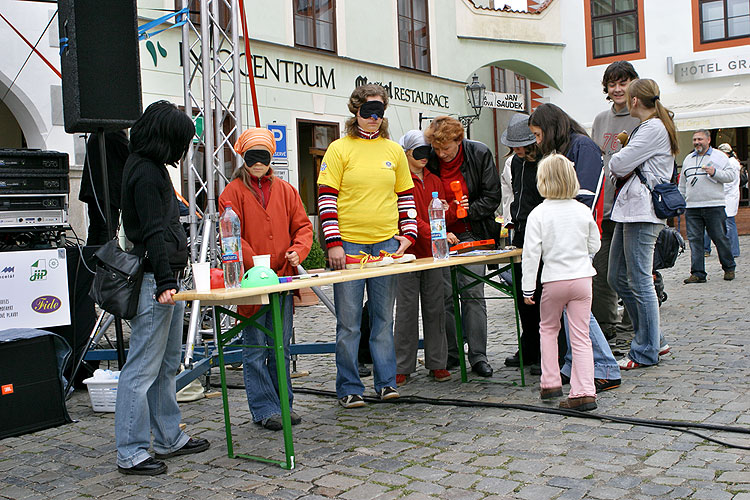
[540,387,563,400]
[559,396,597,412]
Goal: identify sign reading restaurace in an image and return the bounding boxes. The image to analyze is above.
[482,91,525,110]
[674,55,750,82]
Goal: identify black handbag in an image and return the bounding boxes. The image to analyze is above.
[89,239,145,320]
[635,168,686,219]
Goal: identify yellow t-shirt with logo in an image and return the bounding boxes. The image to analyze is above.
[318,135,414,244]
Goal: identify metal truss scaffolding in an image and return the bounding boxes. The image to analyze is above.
[180,0,243,367]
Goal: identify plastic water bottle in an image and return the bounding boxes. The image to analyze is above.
[219,203,244,288]
[429,192,449,260]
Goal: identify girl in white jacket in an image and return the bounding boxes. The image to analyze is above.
[608,78,678,370]
[521,154,601,411]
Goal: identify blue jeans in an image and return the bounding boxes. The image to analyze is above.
[608,222,664,366]
[115,273,189,468]
[334,238,398,398]
[704,216,740,258]
[687,207,736,278]
[560,311,621,380]
[242,293,293,422]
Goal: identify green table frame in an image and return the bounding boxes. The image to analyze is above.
[203,252,524,469]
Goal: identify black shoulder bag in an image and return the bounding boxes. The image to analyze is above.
[89,226,146,320]
[634,168,686,219]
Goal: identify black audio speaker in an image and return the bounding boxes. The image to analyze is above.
[0,332,72,439]
[58,0,142,133]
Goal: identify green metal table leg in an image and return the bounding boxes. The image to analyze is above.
[270,293,295,470]
[510,261,525,387]
[214,306,235,458]
[450,267,468,383]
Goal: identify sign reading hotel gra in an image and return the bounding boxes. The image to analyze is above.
[674,55,750,82]
[482,91,525,110]
[355,76,450,109]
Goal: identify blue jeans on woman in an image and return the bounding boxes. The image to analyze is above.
[241,293,294,422]
[704,216,740,258]
[115,273,189,468]
[608,222,664,366]
[334,238,399,398]
[560,311,621,381]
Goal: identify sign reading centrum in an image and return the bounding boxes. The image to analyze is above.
[674,55,750,82]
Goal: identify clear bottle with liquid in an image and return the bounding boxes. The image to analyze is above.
[429,192,449,260]
[219,203,244,288]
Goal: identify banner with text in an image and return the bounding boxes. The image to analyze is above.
[482,91,525,111]
[0,249,70,329]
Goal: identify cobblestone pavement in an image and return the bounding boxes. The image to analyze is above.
[1,237,749,500]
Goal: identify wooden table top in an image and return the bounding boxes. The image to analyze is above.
[174,249,521,306]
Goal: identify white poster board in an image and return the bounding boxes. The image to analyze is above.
[0,249,71,329]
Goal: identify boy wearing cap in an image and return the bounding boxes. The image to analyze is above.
[393,130,457,385]
[218,127,313,431]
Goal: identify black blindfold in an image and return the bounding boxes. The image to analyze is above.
[412,145,431,160]
[358,100,385,119]
[244,150,272,167]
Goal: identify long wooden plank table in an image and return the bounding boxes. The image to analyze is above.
[174,248,523,469]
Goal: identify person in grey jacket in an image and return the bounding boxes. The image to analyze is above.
[608,79,677,370]
[678,130,736,283]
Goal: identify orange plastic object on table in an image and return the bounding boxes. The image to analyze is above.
[450,239,495,254]
[449,180,467,218]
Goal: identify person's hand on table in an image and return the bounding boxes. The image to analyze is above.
[158,289,177,305]
[447,232,459,245]
[523,297,535,305]
[394,235,412,255]
[285,250,300,267]
[328,246,346,270]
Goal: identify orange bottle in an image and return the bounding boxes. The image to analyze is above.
[450,180,467,218]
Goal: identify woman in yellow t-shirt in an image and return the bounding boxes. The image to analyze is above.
[317,84,416,409]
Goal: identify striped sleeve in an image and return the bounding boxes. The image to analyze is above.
[397,188,417,245]
[318,185,342,249]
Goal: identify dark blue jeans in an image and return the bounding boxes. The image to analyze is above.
[685,207,735,279]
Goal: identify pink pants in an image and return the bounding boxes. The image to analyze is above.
[539,277,595,398]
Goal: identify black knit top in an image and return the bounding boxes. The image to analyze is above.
[121,153,187,297]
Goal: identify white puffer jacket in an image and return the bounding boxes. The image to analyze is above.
[609,118,674,224]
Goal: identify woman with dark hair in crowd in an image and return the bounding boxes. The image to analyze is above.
[115,100,209,476]
[528,104,621,392]
[424,116,501,377]
[318,84,417,408]
[608,79,677,369]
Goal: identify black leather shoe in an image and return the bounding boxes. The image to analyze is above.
[117,457,167,476]
[446,357,460,369]
[358,362,372,377]
[472,360,493,377]
[154,437,210,459]
[504,352,520,367]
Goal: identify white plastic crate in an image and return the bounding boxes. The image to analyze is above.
[82,378,118,412]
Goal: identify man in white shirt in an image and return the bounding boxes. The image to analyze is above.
[678,130,737,283]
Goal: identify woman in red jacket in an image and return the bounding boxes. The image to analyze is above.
[218,128,313,431]
[393,130,458,386]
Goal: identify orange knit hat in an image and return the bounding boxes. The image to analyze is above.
[234,128,276,156]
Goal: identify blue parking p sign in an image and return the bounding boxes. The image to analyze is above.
[267,124,287,159]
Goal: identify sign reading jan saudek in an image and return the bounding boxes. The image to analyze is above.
[674,55,750,82]
[482,91,525,110]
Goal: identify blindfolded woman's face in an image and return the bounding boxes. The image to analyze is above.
[244,146,272,178]
[356,96,385,133]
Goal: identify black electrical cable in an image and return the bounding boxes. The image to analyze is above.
[220,383,750,450]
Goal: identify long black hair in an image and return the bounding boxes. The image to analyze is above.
[129,100,195,165]
[528,103,589,156]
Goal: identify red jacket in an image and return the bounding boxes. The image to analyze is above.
[410,169,457,258]
[219,176,313,316]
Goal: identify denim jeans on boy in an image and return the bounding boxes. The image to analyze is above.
[608,222,664,366]
[115,273,189,468]
[686,207,736,279]
[334,238,399,398]
[703,216,740,258]
[560,311,621,381]
[242,293,293,423]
